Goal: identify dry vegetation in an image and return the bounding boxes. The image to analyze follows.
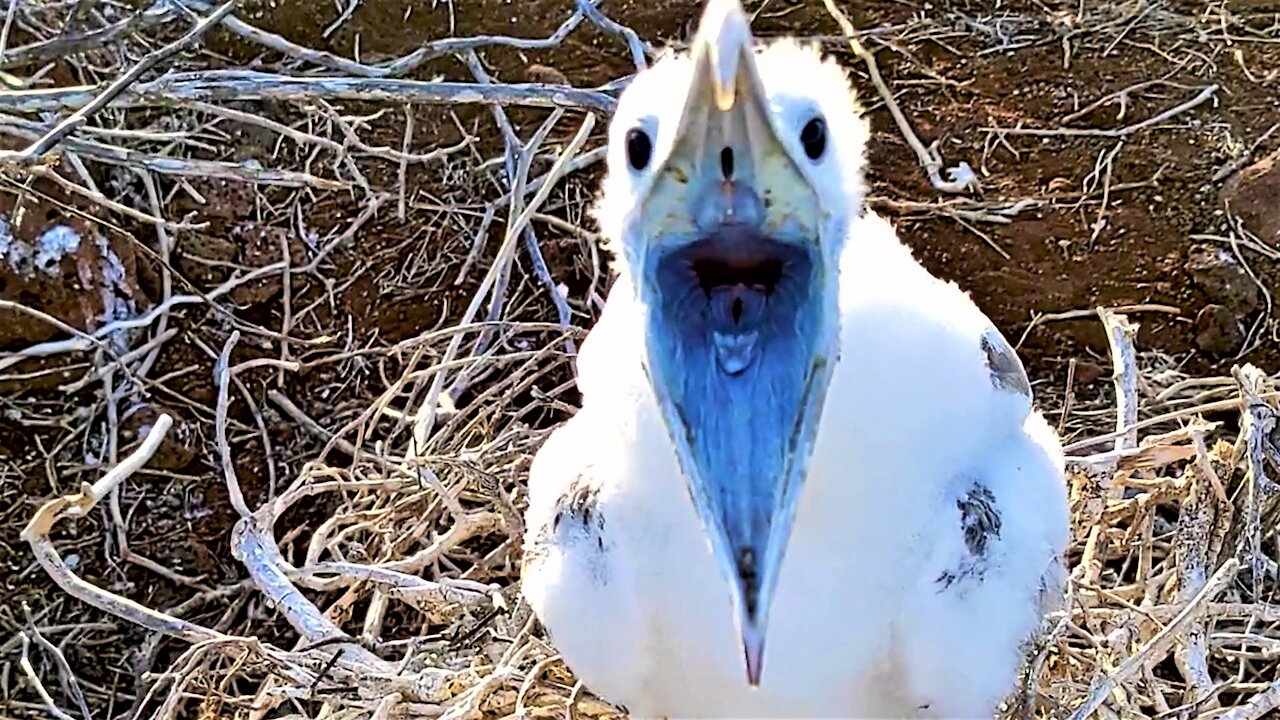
[0,0,1278,719]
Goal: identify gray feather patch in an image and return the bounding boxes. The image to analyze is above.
[980,329,1031,398]
[937,482,1003,592]
[526,475,609,586]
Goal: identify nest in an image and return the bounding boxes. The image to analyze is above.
[2,1,1279,719]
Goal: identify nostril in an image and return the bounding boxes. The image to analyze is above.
[720,146,734,180]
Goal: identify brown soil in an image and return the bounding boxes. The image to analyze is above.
[2,0,1278,717]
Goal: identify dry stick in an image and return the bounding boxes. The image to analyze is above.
[1066,558,1241,720]
[397,104,413,222]
[214,332,253,520]
[0,298,106,366]
[102,356,205,588]
[1099,308,1140,453]
[989,85,1220,139]
[1060,79,1201,125]
[21,604,92,720]
[459,50,577,388]
[18,633,77,720]
[0,0,179,69]
[1066,424,1208,476]
[267,389,361,458]
[21,414,233,644]
[216,332,387,668]
[409,112,597,453]
[132,170,174,382]
[185,0,612,78]
[457,145,608,283]
[1078,308,1141,594]
[299,193,388,273]
[0,70,618,114]
[1173,426,1218,708]
[292,561,493,609]
[0,115,346,189]
[870,196,1034,225]
[322,0,361,37]
[21,163,205,231]
[459,51,554,367]
[1216,679,1280,720]
[1015,303,1180,351]
[1,1,238,163]
[1233,364,1280,593]
[1064,390,1280,456]
[1,261,287,371]
[575,0,651,71]
[821,0,976,193]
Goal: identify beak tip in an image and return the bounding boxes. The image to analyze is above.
[696,0,754,112]
[714,86,737,112]
[742,623,766,687]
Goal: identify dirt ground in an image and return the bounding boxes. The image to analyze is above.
[1,0,1279,718]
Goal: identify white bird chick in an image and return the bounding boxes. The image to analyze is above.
[520,1,1070,717]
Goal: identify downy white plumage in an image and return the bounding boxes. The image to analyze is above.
[521,1,1069,717]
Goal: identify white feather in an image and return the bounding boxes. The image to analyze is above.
[521,37,1069,720]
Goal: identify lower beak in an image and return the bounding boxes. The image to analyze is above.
[635,0,830,687]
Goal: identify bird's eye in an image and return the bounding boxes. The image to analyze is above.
[626,128,653,171]
[800,117,827,161]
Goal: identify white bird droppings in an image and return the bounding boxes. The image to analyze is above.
[0,214,84,276]
[34,225,83,274]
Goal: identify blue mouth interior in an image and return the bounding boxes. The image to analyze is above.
[645,226,822,616]
[654,226,815,376]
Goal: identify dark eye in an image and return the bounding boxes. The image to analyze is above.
[800,117,826,161]
[626,128,652,170]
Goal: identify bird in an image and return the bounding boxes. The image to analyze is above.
[519,1,1070,717]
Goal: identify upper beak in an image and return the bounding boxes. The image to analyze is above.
[634,0,830,689]
[638,0,819,253]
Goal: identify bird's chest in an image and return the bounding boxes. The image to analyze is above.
[604,416,940,717]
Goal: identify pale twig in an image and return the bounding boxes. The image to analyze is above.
[22,164,205,231]
[21,414,232,644]
[20,604,91,720]
[0,1,237,162]
[410,112,598,452]
[0,1,179,69]
[215,332,252,520]
[1015,303,1181,350]
[453,49,565,380]
[1233,364,1280,591]
[1077,308,1141,593]
[1216,679,1280,720]
[131,170,173,381]
[0,71,617,114]
[1173,427,1218,707]
[0,0,19,63]
[574,0,651,71]
[0,114,346,188]
[215,332,387,667]
[18,633,77,720]
[184,0,625,78]
[1098,308,1140,452]
[821,0,976,193]
[1066,559,1241,720]
[1064,391,1280,456]
[989,85,1219,138]
[1,261,287,371]
[0,298,107,368]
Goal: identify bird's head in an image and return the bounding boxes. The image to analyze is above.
[592,0,869,688]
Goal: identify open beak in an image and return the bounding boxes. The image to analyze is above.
[633,0,834,688]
